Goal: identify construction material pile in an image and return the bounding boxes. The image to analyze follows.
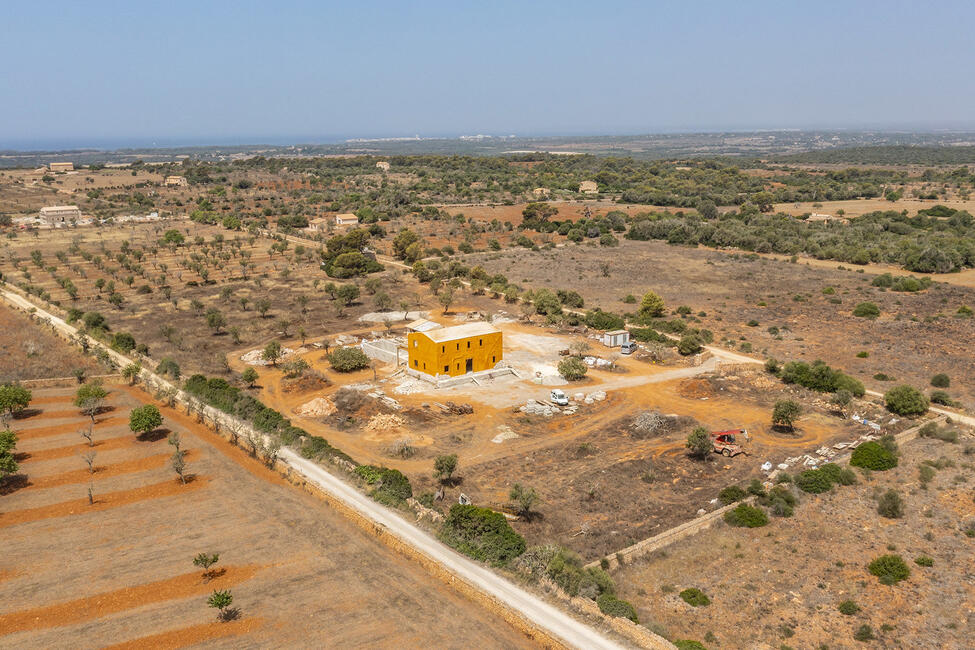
[240,347,296,366]
[296,397,336,417]
[364,413,406,432]
[435,401,474,415]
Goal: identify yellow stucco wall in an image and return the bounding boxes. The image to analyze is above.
[407,331,503,377]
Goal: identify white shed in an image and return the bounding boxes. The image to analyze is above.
[602,329,630,347]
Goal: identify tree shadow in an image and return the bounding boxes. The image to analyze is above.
[219,607,241,622]
[518,510,545,523]
[0,474,31,496]
[207,567,227,581]
[13,408,43,420]
[94,405,116,416]
[137,427,169,442]
[771,424,800,435]
[441,476,464,488]
[13,451,30,462]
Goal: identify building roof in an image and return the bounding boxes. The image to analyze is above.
[406,318,443,332]
[336,213,359,221]
[605,329,628,336]
[40,205,80,212]
[417,322,499,343]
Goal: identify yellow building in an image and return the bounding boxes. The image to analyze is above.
[49,162,74,172]
[407,322,502,377]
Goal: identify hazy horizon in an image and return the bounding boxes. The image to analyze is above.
[4,1,975,150]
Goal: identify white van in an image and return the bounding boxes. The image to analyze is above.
[550,389,569,406]
[620,341,638,355]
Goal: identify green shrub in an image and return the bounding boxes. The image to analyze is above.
[929,390,957,407]
[884,385,929,416]
[328,347,371,372]
[558,356,587,381]
[352,463,384,484]
[718,485,747,505]
[914,555,933,567]
[674,642,707,650]
[759,485,798,517]
[679,587,710,607]
[838,599,859,615]
[541,546,615,599]
[930,373,950,388]
[796,468,833,494]
[724,503,768,528]
[677,334,703,355]
[919,422,958,442]
[819,462,856,486]
[877,489,904,518]
[596,593,639,623]
[371,467,412,506]
[868,554,910,585]
[439,504,526,566]
[850,441,898,471]
[854,624,875,641]
[852,302,880,319]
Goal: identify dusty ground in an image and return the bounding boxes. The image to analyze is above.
[470,240,975,408]
[0,302,104,382]
[0,385,535,648]
[245,316,868,561]
[611,432,975,649]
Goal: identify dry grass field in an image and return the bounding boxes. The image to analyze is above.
[610,433,975,648]
[0,303,104,382]
[0,384,535,648]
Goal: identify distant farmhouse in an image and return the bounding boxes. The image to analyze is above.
[807,213,849,224]
[39,205,81,225]
[307,216,331,232]
[578,180,598,194]
[165,175,188,187]
[48,162,74,172]
[376,161,390,172]
[335,213,359,227]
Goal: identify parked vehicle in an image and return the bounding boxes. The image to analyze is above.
[620,341,637,355]
[711,429,749,457]
[550,389,569,406]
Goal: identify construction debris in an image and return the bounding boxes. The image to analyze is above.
[295,397,336,417]
[364,414,406,432]
[240,347,296,366]
[491,425,520,443]
[434,401,474,415]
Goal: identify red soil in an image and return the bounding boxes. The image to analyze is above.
[102,618,264,650]
[0,476,208,528]
[0,566,260,634]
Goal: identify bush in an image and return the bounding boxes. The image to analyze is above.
[328,347,370,372]
[439,504,526,566]
[877,489,904,518]
[764,357,780,374]
[677,334,703,355]
[584,309,625,331]
[838,599,860,615]
[796,468,833,494]
[868,554,910,585]
[918,422,958,442]
[914,555,933,567]
[718,485,747,505]
[930,373,950,388]
[929,390,957,407]
[371,467,412,506]
[758,484,798,517]
[679,587,711,607]
[685,427,712,459]
[852,302,880,318]
[850,441,898,471]
[558,357,587,381]
[884,385,928,416]
[724,503,768,528]
[596,593,638,622]
[818,462,857,486]
[854,624,875,641]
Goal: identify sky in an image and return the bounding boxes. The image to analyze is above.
[3,0,975,149]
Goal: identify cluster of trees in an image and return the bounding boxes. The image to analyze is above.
[319,228,384,278]
[625,207,975,272]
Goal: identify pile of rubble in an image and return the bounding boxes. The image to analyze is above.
[580,390,606,405]
[295,397,336,417]
[394,378,426,395]
[491,425,519,443]
[364,413,406,432]
[367,388,402,411]
[436,401,474,415]
[240,347,296,366]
